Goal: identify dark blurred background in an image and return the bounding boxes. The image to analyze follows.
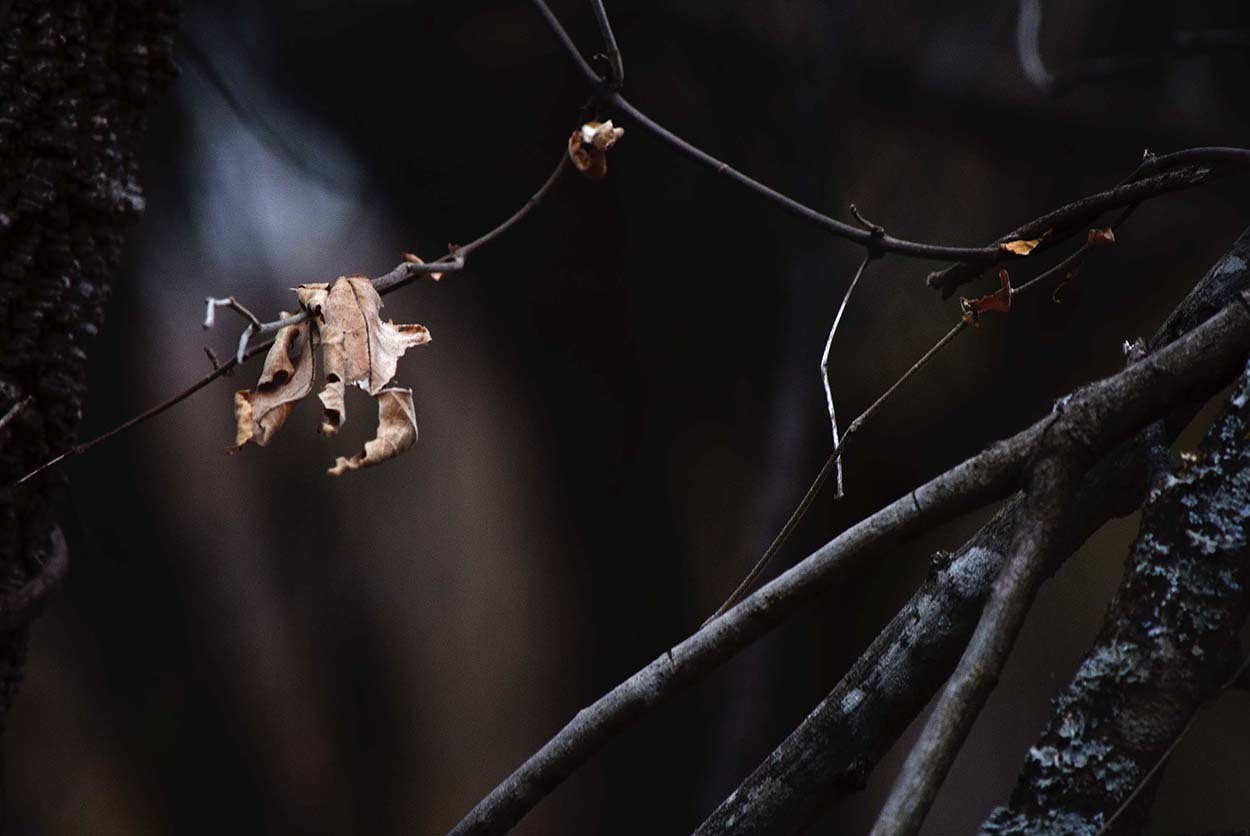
[8,0,1250,834]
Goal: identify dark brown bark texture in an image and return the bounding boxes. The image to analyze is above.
[981,346,1250,834]
[0,1,175,717]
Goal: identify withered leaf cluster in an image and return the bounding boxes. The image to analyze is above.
[568,120,625,180]
[231,275,430,475]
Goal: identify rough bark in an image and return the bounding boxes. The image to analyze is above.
[981,356,1250,835]
[0,0,176,719]
[693,228,1250,836]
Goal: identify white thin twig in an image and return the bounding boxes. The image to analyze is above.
[820,254,871,499]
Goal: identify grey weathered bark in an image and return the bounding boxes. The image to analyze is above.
[694,228,1250,836]
[980,353,1250,834]
[0,0,176,724]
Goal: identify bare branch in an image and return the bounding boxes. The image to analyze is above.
[589,0,623,85]
[869,456,1080,836]
[530,0,1250,273]
[203,296,263,331]
[985,353,1250,836]
[691,229,1250,836]
[704,315,967,625]
[821,253,872,496]
[926,149,1250,298]
[446,288,1250,836]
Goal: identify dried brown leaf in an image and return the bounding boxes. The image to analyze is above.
[231,318,316,449]
[327,387,418,476]
[315,275,430,436]
[568,120,625,180]
[960,269,1013,326]
[1087,227,1116,246]
[295,282,329,318]
[999,238,1042,256]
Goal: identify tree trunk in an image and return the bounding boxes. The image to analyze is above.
[0,0,175,727]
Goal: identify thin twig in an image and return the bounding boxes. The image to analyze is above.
[821,254,872,495]
[868,458,1080,836]
[703,316,967,626]
[927,151,1250,297]
[446,294,1250,836]
[589,0,623,86]
[203,296,263,331]
[0,396,31,435]
[704,229,1124,625]
[530,0,1250,272]
[11,155,571,488]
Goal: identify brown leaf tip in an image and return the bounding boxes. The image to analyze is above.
[1087,227,1116,246]
[568,120,625,180]
[999,238,1041,256]
[959,269,1013,325]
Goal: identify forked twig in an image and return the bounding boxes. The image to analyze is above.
[868,458,1079,836]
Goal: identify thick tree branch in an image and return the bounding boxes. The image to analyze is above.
[981,358,1250,835]
[692,228,1250,836]
[446,278,1250,835]
[870,456,1080,836]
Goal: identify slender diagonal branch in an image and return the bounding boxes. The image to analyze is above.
[446,290,1250,836]
[869,456,1080,836]
[702,316,968,626]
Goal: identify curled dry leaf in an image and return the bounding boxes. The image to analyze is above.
[227,276,430,476]
[328,387,418,476]
[568,120,625,180]
[960,269,1013,326]
[306,276,430,436]
[1087,227,1116,246]
[1000,238,1042,256]
[231,318,316,449]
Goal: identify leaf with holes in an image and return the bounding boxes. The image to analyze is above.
[230,318,316,450]
[327,387,419,476]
